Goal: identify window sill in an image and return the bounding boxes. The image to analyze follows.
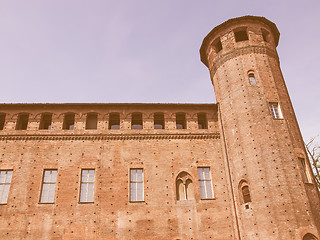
[78,201,94,204]
[129,201,145,203]
[200,198,215,201]
[38,202,54,204]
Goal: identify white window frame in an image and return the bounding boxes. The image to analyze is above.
[40,169,57,203]
[0,170,13,204]
[197,167,214,200]
[130,169,144,202]
[80,169,95,203]
[269,102,283,119]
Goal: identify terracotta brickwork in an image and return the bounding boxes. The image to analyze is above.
[0,16,319,240]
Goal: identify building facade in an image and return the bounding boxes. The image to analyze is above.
[0,16,319,240]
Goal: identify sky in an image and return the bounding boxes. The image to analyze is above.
[0,0,319,141]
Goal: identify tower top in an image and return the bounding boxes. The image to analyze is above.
[200,15,280,67]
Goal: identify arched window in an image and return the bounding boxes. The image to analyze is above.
[303,233,319,240]
[239,180,251,204]
[176,172,194,201]
[248,71,256,85]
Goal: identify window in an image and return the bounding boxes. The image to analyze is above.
[16,113,29,130]
[86,113,98,130]
[154,112,164,129]
[109,113,120,129]
[40,170,57,203]
[0,113,5,130]
[261,29,270,43]
[39,113,52,130]
[197,113,207,129]
[176,113,186,129]
[303,233,319,240]
[197,167,214,199]
[234,29,249,42]
[298,158,312,183]
[0,170,13,204]
[176,172,194,201]
[269,103,283,119]
[248,72,256,85]
[63,113,75,130]
[213,38,222,53]
[239,180,251,204]
[131,113,143,129]
[130,169,144,202]
[80,169,95,203]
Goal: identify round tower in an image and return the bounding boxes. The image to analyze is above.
[200,16,320,240]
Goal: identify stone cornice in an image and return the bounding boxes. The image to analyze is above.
[210,45,279,77]
[0,133,220,141]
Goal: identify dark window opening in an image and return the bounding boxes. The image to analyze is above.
[214,38,222,53]
[303,233,319,240]
[16,113,29,130]
[86,113,98,130]
[234,30,249,42]
[0,114,5,130]
[154,113,164,129]
[248,72,256,85]
[197,113,207,129]
[131,113,143,129]
[109,113,120,130]
[261,29,270,43]
[176,113,186,129]
[242,186,251,203]
[39,113,52,130]
[63,113,75,130]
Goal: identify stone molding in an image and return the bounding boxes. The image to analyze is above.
[0,133,220,141]
[210,45,279,76]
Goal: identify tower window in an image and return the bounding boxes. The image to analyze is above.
[213,38,222,53]
[197,167,214,199]
[197,113,208,129]
[248,72,256,85]
[0,113,5,130]
[176,113,186,129]
[109,113,120,129]
[154,112,164,129]
[131,113,143,129]
[298,158,312,183]
[39,113,52,130]
[16,113,29,130]
[63,113,75,130]
[303,233,319,240]
[234,29,249,42]
[86,113,98,130]
[269,103,283,119]
[40,169,57,203]
[239,180,251,204]
[80,169,95,203]
[0,170,13,204]
[176,172,194,201]
[130,169,144,202]
[261,29,270,43]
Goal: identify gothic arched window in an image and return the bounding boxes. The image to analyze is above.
[176,172,194,201]
[239,180,251,204]
[303,233,319,240]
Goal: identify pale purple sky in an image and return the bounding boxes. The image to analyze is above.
[0,1,319,141]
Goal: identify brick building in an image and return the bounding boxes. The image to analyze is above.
[0,16,319,240]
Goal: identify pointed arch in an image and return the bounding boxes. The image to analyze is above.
[303,233,318,240]
[239,180,251,204]
[176,171,194,201]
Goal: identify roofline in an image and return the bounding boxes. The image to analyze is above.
[200,15,280,67]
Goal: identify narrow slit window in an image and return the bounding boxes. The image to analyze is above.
[109,113,120,129]
[63,113,75,130]
[242,186,251,203]
[269,103,283,119]
[131,113,143,129]
[0,170,13,204]
[214,38,222,53]
[40,170,57,203]
[248,72,256,85]
[197,167,214,199]
[0,114,6,130]
[176,113,186,129]
[197,113,207,129]
[234,29,249,42]
[86,113,98,130]
[16,113,29,130]
[298,158,312,183]
[80,169,95,203]
[154,112,165,129]
[130,169,144,202]
[39,113,52,130]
